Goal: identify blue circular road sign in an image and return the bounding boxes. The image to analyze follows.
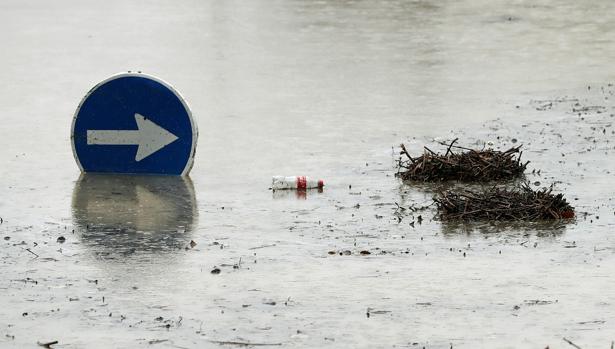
[71,73,197,175]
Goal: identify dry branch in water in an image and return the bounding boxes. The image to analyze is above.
[434,183,575,221]
[397,139,528,181]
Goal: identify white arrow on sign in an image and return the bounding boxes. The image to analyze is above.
[87,113,179,161]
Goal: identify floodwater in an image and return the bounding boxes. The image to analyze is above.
[1,0,615,348]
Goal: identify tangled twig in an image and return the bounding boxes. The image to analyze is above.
[397,139,528,181]
[434,183,574,221]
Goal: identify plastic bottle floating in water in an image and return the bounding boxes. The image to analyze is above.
[272,176,324,190]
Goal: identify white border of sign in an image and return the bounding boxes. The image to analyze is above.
[71,72,198,176]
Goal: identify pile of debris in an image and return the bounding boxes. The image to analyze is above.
[397,139,528,182]
[434,183,575,221]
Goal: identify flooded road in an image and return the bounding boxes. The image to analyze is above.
[1,0,615,348]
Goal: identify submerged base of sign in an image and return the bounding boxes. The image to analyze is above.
[71,72,197,176]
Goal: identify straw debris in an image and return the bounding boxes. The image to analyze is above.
[397,138,528,181]
[434,184,575,221]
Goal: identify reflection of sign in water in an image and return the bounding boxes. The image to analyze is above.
[71,73,197,175]
[72,174,197,254]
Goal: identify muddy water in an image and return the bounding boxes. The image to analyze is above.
[1,0,615,348]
